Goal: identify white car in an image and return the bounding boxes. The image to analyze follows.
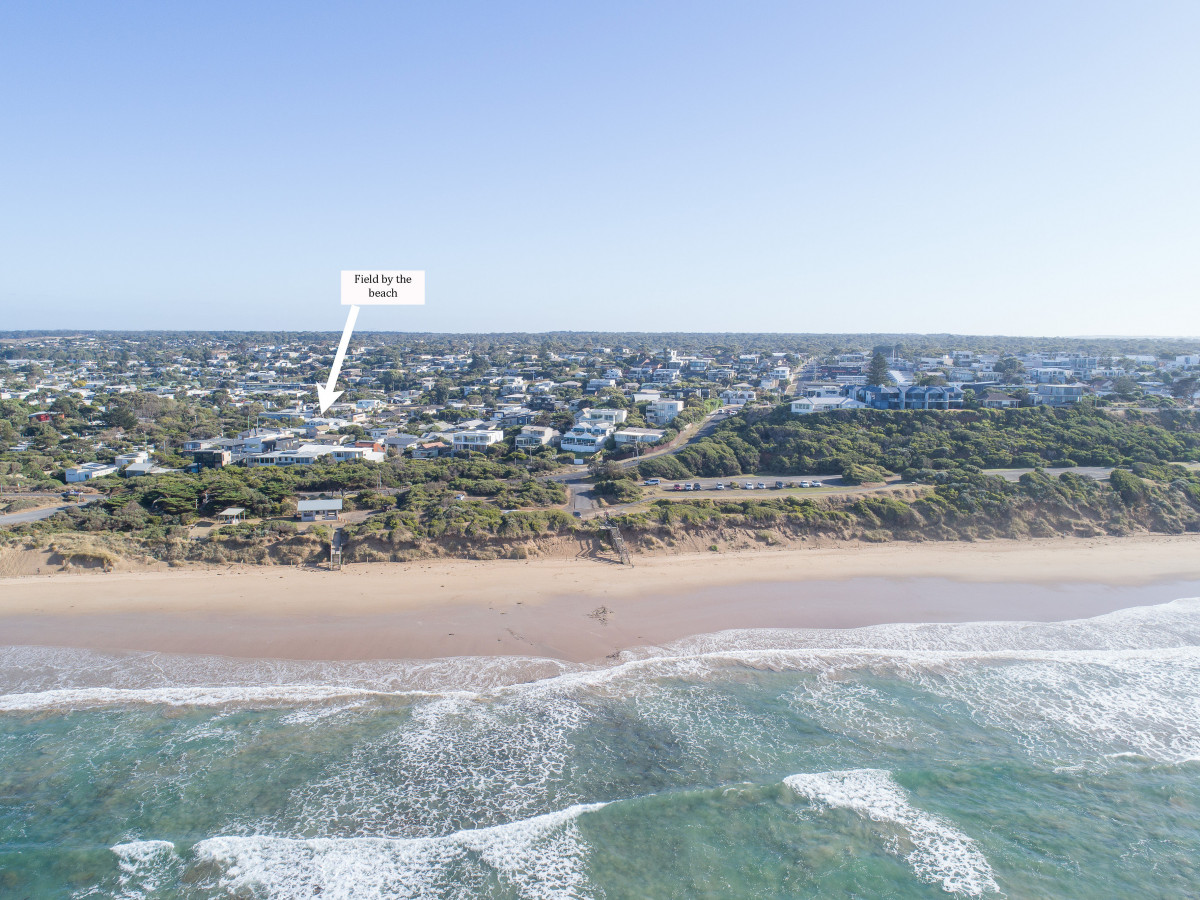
[744,482,754,489]
[812,481,823,488]
[800,481,811,488]
[643,478,660,486]
[715,482,726,490]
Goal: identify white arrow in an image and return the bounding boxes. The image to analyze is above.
[315,304,359,413]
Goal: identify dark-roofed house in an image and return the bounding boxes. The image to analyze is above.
[980,390,1019,409]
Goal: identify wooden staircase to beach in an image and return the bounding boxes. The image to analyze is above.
[604,515,633,566]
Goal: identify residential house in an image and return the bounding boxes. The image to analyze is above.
[560,420,615,455]
[720,389,757,405]
[515,425,559,449]
[296,499,342,522]
[451,429,504,452]
[64,462,120,482]
[790,397,866,415]
[1035,384,1086,407]
[645,399,684,426]
[979,391,1019,409]
[411,440,451,458]
[613,427,665,446]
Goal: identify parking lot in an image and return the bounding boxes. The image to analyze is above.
[639,475,842,496]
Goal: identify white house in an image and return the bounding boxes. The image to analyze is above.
[645,399,684,426]
[560,421,614,454]
[297,498,343,522]
[65,462,120,482]
[451,429,504,452]
[577,408,628,426]
[790,397,866,415]
[249,444,385,467]
[613,427,665,446]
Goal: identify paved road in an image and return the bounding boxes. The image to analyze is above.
[643,474,838,492]
[542,408,736,515]
[984,466,1114,482]
[0,500,93,527]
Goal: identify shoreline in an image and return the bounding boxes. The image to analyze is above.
[2,535,1199,663]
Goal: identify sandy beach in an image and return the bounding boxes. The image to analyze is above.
[2,535,1199,662]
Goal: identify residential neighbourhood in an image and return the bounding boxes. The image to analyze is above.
[3,334,1200,494]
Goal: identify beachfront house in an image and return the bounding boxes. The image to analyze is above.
[64,462,120,482]
[790,397,866,415]
[296,499,343,522]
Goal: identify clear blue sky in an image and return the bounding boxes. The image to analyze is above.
[2,2,1198,336]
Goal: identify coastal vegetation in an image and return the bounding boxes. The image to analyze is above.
[638,407,1200,481]
[4,399,1200,570]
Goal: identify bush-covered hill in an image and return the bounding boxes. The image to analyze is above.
[638,407,1200,480]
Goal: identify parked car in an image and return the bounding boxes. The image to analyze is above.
[757,482,767,490]
[774,481,785,489]
[812,481,823,488]
[683,483,693,491]
[715,482,726,490]
[693,482,702,491]
[744,482,754,489]
[800,481,811,488]
[673,483,683,491]
[643,478,660,486]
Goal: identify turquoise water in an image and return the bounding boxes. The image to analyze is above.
[3,599,1200,898]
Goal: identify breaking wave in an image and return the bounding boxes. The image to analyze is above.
[113,804,606,900]
[786,768,999,896]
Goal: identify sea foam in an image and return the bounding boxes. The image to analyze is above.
[113,803,605,900]
[786,768,1000,897]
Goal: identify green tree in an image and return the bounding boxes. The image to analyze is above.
[867,352,893,386]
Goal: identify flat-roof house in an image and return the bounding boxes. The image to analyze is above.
[217,507,246,525]
[64,462,120,483]
[296,499,343,522]
[123,461,178,477]
[613,427,665,446]
[192,448,232,469]
[790,397,866,415]
[646,399,684,426]
[577,408,627,426]
[451,429,504,452]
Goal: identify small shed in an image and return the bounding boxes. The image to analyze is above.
[217,507,246,525]
[297,498,343,522]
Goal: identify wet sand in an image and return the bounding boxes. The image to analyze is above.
[2,535,1199,662]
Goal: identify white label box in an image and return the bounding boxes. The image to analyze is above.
[341,270,425,305]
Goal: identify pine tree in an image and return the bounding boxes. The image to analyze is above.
[868,352,893,386]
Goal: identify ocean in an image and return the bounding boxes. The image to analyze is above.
[3,598,1200,898]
